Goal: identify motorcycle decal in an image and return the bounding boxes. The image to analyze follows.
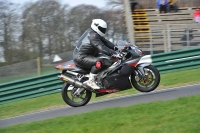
[55,62,67,70]
[98,89,120,93]
[68,64,75,68]
[127,62,138,67]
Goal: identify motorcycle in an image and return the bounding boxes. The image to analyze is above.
[55,40,160,107]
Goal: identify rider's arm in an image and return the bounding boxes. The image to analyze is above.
[89,32,115,56]
[101,37,117,50]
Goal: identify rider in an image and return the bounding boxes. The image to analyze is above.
[73,19,118,90]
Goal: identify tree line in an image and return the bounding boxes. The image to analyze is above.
[0,0,126,66]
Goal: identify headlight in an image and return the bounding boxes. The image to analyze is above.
[135,49,143,56]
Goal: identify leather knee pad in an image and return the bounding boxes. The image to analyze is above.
[91,59,113,74]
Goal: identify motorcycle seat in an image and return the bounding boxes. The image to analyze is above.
[60,60,90,74]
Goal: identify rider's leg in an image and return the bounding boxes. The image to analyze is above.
[85,59,113,89]
[74,56,113,89]
[84,61,103,90]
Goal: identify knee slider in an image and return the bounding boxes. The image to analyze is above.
[95,61,103,69]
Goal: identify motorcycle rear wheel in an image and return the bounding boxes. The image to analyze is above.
[62,83,92,107]
[131,65,160,92]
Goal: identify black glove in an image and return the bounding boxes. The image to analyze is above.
[114,46,118,51]
[111,51,122,58]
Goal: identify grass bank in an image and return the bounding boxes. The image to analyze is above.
[1,94,200,132]
[0,68,200,120]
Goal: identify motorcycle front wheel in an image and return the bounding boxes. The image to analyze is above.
[62,83,92,107]
[131,65,160,92]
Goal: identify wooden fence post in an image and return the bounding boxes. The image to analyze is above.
[37,57,41,76]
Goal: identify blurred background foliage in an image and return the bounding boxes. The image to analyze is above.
[0,0,127,66]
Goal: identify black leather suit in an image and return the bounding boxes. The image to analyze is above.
[73,28,116,74]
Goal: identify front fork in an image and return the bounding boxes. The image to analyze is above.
[134,63,151,80]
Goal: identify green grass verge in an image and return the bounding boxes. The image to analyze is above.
[1,94,200,132]
[160,68,200,86]
[0,68,200,120]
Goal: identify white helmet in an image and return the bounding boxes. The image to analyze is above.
[91,19,107,37]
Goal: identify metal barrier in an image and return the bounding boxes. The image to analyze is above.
[0,47,200,105]
[0,72,62,105]
[152,47,200,73]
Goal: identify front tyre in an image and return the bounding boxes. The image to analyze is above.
[62,83,92,107]
[131,65,160,92]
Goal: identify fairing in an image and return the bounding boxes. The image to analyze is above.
[55,60,90,74]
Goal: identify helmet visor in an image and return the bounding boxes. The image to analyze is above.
[98,26,106,34]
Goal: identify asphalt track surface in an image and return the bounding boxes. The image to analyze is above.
[0,84,200,128]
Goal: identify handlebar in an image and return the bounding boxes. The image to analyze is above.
[111,51,123,59]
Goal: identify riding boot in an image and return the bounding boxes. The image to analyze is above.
[84,73,100,90]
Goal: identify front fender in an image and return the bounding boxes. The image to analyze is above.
[138,55,152,64]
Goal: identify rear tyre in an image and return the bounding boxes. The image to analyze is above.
[131,65,160,92]
[62,83,92,107]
